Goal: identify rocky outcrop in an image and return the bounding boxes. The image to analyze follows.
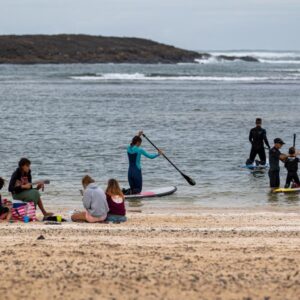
[0,35,260,64]
[0,34,204,64]
[217,55,259,62]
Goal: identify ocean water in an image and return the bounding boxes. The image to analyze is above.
[1,50,300,210]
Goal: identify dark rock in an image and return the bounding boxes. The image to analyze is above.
[0,34,208,64]
[37,235,45,240]
[217,55,259,62]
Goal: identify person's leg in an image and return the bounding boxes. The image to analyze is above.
[132,168,142,194]
[13,189,52,216]
[0,207,10,222]
[285,173,292,188]
[5,210,11,221]
[128,167,142,194]
[37,198,53,216]
[248,147,257,164]
[258,148,266,165]
[71,211,87,222]
[275,171,280,188]
[269,170,280,189]
[291,173,300,187]
[128,168,135,194]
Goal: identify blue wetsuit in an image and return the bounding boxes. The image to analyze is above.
[127,145,159,194]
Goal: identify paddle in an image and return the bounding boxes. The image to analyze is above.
[142,134,196,186]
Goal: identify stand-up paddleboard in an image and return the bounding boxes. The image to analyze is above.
[125,186,177,200]
[241,163,269,171]
[274,187,300,193]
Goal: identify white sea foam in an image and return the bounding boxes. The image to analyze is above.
[197,51,300,64]
[71,73,299,82]
[259,59,300,64]
[209,51,300,59]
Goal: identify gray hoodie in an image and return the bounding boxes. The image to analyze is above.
[82,183,109,218]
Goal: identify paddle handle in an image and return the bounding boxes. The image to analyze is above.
[293,133,296,147]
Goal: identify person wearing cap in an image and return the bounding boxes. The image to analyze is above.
[269,138,287,189]
[284,147,300,188]
[246,118,270,166]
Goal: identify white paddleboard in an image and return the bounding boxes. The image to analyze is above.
[125,186,177,200]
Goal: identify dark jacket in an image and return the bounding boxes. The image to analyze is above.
[269,147,281,172]
[285,157,299,173]
[249,126,270,149]
[8,168,32,194]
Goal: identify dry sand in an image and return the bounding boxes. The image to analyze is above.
[0,209,300,300]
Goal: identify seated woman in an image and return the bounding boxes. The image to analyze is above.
[105,179,127,223]
[8,158,52,217]
[72,175,109,223]
[0,177,11,222]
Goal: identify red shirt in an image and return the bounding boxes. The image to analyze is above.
[106,193,126,216]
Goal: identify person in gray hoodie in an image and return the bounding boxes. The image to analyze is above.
[71,175,109,223]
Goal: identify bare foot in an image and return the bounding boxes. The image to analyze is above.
[43,212,54,217]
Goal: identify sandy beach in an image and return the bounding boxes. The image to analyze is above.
[0,208,299,300]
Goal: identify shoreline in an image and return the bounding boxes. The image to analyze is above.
[1,209,299,299]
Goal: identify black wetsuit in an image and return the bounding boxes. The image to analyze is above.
[284,157,300,188]
[248,126,270,165]
[268,147,281,188]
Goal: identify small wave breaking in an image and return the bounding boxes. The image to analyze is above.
[196,51,300,64]
[70,73,300,82]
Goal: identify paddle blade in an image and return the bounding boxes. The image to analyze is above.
[182,173,196,186]
[293,133,296,147]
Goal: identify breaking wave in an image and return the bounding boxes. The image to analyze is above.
[197,51,300,64]
[70,73,300,82]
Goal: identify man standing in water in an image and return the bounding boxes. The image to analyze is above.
[246,118,271,166]
[269,138,287,190]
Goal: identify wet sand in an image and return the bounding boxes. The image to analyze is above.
[0,209,300,300]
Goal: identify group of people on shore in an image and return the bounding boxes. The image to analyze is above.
[0,158,127,223]
[247,118,300,190]
[0,131,161,223]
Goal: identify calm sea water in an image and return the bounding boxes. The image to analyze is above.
[1,51,300,209]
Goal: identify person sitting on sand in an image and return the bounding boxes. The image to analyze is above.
[284,147,300,188]
[0,177,11,222]
[106,179,127,222]
[71,175,109,223]
[8,158,53,217]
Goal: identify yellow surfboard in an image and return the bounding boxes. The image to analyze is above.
[274,187,300,193]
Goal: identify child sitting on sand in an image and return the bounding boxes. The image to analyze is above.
[284,147,300,188]
[0,177,11,222]
[71,175,109,223]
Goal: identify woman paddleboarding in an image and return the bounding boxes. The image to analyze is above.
[125,131,162,195]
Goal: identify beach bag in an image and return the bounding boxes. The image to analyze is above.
[12,202,37,221]
[2,199,38,222]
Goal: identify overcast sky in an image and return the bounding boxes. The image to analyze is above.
[1,0,299,50]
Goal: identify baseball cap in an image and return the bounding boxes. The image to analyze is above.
[274,138,285,145]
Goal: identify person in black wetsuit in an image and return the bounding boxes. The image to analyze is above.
[246,118,271,166]
[269,138,287,190]
[284,147,300,188]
